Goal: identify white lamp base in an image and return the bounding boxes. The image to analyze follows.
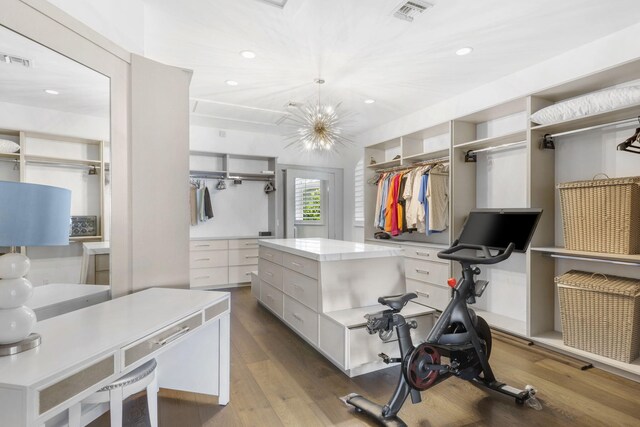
[0,333,40,356]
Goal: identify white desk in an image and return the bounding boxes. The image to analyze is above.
[28,284,110,321]
[0,288,230,427]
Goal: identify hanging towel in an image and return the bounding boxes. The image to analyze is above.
[204,187,214,219]
[189,184,197,226]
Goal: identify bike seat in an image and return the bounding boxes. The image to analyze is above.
[378,293,417,312]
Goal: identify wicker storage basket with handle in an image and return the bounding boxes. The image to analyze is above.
[557,175,640,254]
[556,270,640,363]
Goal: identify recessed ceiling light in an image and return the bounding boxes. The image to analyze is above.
[44,89,59,95]
[456,47,473,56]
[225,80,239,86]
[240,50,256,59]
[364,99,376,104]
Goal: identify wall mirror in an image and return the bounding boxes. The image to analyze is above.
[0,24,111,314]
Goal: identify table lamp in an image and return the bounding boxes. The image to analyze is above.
[0,181,71,356]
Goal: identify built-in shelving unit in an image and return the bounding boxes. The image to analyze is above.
[363,60,640,380]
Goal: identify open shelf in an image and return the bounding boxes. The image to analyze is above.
[0,152,20,160]
[530,103,640,135]
[532,331,640,378]
[367,158,401,169]
[453,130,527,151]
[190,169,226,177]
[532,247,640,265]
[227,171,275,179]
[402,149,450,163]
[475,309,526,337]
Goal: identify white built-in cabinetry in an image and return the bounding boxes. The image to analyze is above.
[254,238,436,377]
[190,238,263,289]
[364,60,640,379]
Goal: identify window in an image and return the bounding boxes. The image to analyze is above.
[354,158,364,226]
[295,178,322,223]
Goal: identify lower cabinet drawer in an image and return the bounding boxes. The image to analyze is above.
[123,312,202,367]
[251,272,260,299]
[405,258,449,285]
[283,268,318,310]
[38,355,115,415]
[229,239,259,249]
[348,312,433,370]
[282,253,318,279]
[190,250,228,269]
[260,280,284,317]
[95,254,110,271]
[229,265,256,284]
[229,248,259,266]
[407,279,451,311]
[190,267,228,288]
[258,258,283,289]
[402,245,448,263]
[284,295,318,345]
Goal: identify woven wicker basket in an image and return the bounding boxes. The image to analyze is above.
[556,270,640,363]
[558,176,640,254]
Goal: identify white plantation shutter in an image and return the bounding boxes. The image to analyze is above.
[354,158,364,226]
[295,178,322,223]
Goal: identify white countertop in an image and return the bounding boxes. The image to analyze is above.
[190,235,274,241]
[258,238,403,261]
[82,241,110,255]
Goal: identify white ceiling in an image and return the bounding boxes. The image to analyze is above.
[0,25,109,119]
[143,0,640,136]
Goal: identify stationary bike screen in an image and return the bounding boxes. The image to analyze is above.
[457,209,542,253]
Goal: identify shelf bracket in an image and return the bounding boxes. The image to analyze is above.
[464,150,477,163]
[540,134,555,150]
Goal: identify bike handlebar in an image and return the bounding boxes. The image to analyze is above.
[437,241,515,265]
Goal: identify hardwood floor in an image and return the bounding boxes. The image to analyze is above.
[91,287,640,426]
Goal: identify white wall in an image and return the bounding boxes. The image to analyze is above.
[190,123,362,241]
[45,0,145,55]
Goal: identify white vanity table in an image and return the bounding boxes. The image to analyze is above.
[0,288,230,427]
[255,238,436,377]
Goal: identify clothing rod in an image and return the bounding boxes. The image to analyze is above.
[548,253,640,266]
[547,116,640,139]
[190,175,273,182]
[469,140,526,155]
[374,156,449,173]
[0,157,19,164]
[25,160,101,171]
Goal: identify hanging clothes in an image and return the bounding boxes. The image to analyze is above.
[189,183,198,226]
[418,172,430,235]
[204,186,214,219]
[373,174,385,228]
[427,164,449,232]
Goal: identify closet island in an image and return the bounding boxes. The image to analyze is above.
[254,238,436,376]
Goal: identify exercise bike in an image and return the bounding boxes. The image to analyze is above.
[343,209,543,426]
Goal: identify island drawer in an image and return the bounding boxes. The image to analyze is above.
[260,247,283,265]
[260,280,284,317]
[282,253,318,279]
[259,258,283,289]
[284,296,318,345]
[283,269,319,311]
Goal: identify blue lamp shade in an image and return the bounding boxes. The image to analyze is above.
[0,181,72,247]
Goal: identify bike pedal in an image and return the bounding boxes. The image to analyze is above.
[378,352,401,364]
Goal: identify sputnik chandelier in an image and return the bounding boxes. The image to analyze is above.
[285,78,351,152]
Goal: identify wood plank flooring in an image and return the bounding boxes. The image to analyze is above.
[91,287,640,426]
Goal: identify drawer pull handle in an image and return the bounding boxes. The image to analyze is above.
[194,276,210,280]
[416,252,429,257]
[416,269,430,275]
[244,272,252,276]
[265,271,274,276]
[292,313,303,322]
[245,242,257,246]
[195,244,210,247]
[151,326,190,346]
[291,261,303,268]
[245,255,259,259]
[266,294,274,300]
[416,291,430,298]
[293,284,303,292]
[195,258,211,262]
[265,253,273,258]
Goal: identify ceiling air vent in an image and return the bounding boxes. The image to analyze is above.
[393,0,433,22]
[255,0,288,9]
[1,53,32,67]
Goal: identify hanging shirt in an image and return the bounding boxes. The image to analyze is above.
[427,164,449,232]
[373,175,385,228]
[397,173,408,233]
[204,187,214,219]
[402,168,417,230]
[407,166,428,231]
[189,184,198,226]
[418,173,430,235]
[378,175,391,229]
